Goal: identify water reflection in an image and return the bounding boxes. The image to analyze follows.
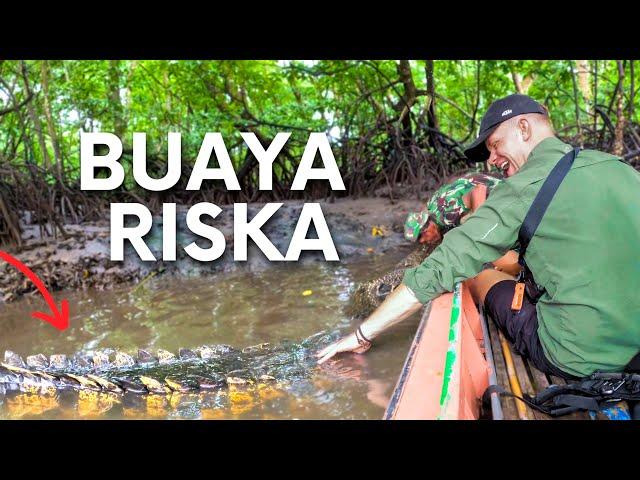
[0,248,420,419]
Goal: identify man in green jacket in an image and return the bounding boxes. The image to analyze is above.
[318,93,640,380]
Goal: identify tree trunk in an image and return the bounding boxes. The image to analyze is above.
[397,60,417,109]
[108,60,126,139]
[40,60,64,180]
[510,65,534,94]
[521,74,535,93]
[0,189,22,248]
[629,60,635,121]
[570,60,583,147]
[593,60,599,132]
[575,60,591,102]
[20,61,51,169]
[396,60,418,128]
[424,60,439,130]
[424,59,441,154]
[613,60,626,156]
[511,70,524,94]
[396,60,417,148]
[164,68,172,115]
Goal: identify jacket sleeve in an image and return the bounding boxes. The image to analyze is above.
[402,181,526,304]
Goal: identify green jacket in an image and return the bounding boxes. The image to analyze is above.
[403,136,640,377]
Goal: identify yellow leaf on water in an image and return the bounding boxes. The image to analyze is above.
[371,225,389,237]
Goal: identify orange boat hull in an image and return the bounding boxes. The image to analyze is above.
[384,283,490,420]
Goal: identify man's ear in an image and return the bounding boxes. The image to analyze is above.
[518,118,532,141]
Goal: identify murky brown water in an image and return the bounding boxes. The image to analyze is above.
[0,249,421,419]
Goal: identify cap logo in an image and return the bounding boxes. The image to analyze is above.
[501,109,512,117]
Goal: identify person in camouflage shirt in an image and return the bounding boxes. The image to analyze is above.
[404,172,503,244]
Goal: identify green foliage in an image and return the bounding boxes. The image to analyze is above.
[0,60,635,186]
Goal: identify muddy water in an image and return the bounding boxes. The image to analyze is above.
[0,249,421,419]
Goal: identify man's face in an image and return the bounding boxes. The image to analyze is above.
[418,221,441,244]
[484,118,531,178]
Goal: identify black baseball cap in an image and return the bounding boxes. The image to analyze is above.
[463,94,548,162]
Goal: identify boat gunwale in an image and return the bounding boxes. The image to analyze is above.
[383,301,432,420]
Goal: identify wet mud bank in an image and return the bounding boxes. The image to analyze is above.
[0,197,423,304]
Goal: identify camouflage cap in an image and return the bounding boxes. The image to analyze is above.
[427,173,502,231]
[404,210,431,242]
[405,172,503,241]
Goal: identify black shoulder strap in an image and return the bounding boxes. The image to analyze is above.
[518,147,580,259]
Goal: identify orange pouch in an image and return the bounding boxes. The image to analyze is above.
[511,282,525,311]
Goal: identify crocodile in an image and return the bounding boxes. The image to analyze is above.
[345,239,442,318]
[0,330,339,402]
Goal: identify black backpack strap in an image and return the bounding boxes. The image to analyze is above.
[483,372,640,418]
[518,147,580,260]
[624,351,640,373]
[482,383,559,416]
[552,394,601,412]
[483,381,605,417]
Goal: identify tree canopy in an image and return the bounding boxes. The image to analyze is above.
[0,60,637,245]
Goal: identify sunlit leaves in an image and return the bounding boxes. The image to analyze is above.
[0,59,635,185]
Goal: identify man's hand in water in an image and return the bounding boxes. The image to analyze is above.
[316,333,370,365]
[316,284,423,365]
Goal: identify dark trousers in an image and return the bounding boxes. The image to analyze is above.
[484,279,577,381]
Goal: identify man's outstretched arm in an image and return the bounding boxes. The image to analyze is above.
[316,182,524,365]
[316,284,422,364]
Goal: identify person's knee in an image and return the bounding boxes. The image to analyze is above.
[467,269,515,305]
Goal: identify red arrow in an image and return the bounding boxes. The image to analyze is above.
[0,250,69,330]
